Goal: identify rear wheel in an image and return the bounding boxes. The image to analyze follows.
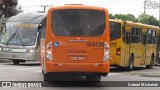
[44,73,49,82]
[44,73,58,82]
[12,60,20,65]
[127,55,134,71]
[146,56,154,69]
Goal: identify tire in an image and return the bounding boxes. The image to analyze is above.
[42,70,44,75]
[127,55,134,71]
[146,56,154,69]
[44,73,49,82]
[86,75,101,82]
[12,60,20,65]
[94,76,101,82]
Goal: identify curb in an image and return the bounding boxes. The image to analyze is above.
[140,74,160,77]
[130,72,160,77]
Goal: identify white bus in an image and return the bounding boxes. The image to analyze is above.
[0,12,43,64]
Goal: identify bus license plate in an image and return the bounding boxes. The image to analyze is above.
[72,56,86,60]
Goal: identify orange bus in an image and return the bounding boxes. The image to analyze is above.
[39,4,110,82]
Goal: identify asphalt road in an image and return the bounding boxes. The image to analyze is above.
[0,61,160,90]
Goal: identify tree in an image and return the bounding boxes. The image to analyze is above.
[109,14,114,19]
[148,16,159,26]
[138,14,159,26]
[16,5,23,13]
[114,14,126,20]
[109,13,160,26]
[126,14,136,22]
[113,14,136,22]
[138,14,150,24]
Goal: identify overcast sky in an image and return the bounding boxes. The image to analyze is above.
[18,0,160,19]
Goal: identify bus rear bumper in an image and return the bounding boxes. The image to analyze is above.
[45,61,110,76]
[0,52,40,61]
[45,72,108,79]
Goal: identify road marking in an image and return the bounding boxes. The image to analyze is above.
[0,67,20,69]
[16,67,40,71]
[0,66,40,70]
[108,73,121,76]
[34,70,42,73]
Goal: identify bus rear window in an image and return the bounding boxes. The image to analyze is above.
[109,21,121,40]
[52,9,105,36]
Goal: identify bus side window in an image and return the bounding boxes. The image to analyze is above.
[37,17,47,46]
[131,28,142,43]
[157,34,160,49]
[41,17,47,39]
[147,30,152,44]
[152,30,156,44]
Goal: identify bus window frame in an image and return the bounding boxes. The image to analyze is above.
[40,17,47,39]
[126,31,131,44]
[157,34,160,47]
[110,21,121,40]
[142,32,147,45]
[122,26,126,42]
[157,34,160,52]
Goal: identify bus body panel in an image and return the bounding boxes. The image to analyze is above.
[0,44,40,61]
[123,40,130,67]
[47,37,105,63]
[110,40,122,65]
[130,43,144,66]
[45,62,110,73]
[145,44,157,64]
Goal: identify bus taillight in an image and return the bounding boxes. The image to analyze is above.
[46,41,53,61]
[103,42,110,61]
[116,48,121,56]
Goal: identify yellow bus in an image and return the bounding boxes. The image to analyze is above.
[109,19,160,70]
[39,5,110,81]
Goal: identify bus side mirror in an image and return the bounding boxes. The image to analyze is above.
[38,24,42,32]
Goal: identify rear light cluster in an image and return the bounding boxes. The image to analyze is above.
[103,42,110,61]
[46,41,53,61]
[116,48,121,56]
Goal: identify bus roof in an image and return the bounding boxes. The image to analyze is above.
[110,19,160,30]
[48,5,107,12]
[124,21,159,30]
[7,12,44,24]
[109,19,123,23]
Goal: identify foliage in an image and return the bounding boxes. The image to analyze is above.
[109,13,159,26]
[138,14,159,26]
